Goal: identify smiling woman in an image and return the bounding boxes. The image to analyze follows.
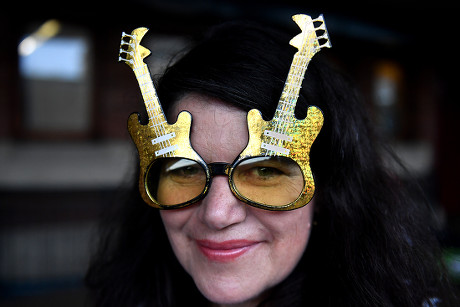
[85,17,458,307]
[159,95,314,305]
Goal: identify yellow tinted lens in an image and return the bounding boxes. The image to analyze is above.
[232,156,304,206]
[145,158,207,206]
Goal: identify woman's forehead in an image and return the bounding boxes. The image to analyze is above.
[172,93,249,163]
[170,93,242,115]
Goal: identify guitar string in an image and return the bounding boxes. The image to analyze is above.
[126,33,172,158]
[138,63,172,157]
[271,28,320,156]
[279,26,308,139]
[128,33,171,156]
[137,65,162,139]
[267,51,298,156]
[275,53,304,151]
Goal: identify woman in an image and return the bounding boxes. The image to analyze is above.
[85,19,457,306]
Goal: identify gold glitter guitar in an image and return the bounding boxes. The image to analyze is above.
[235,14,331,210]
[119,28,204,207]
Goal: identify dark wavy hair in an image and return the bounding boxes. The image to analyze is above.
[85,20,457,306]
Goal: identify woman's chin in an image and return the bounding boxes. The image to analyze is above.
[193,275,273,307]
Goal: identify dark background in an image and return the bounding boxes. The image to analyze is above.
[1,2,459,306]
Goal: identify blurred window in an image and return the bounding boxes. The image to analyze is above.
[18,20,92,136]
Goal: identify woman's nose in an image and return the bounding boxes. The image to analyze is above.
[197,176,247,230]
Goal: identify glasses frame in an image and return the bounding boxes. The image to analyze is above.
[137,104,324,212]
[144,155,309,211]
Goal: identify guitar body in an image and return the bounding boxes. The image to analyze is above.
[233,14,330,209]
[119,27,204,208]
[237,106,323,209]
[128,110,203,206]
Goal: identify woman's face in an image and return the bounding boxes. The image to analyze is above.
[160,94,314,306]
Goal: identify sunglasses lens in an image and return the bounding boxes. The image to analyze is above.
[232,156,304,207]
[145,158,207,206]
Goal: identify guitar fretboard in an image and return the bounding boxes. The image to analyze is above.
[133,64,167,128]
[275,53,310,128]
[133,63,177,156]
[261,15,329,157]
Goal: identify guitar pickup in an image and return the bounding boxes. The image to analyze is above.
[155,145,178,157]
[152,132,175,145]
[261,143,290,155]
[264,130,293,142]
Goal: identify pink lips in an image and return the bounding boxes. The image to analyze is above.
[196,239,259,262]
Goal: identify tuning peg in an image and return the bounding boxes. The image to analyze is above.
[120,40,134,48]
[315,23,327,31]
[118,56,134,65]
[119,49,134,56]
[313,14,332,49]
[121,32,136,40]
[320,40,332,49]
[312,14,325,23]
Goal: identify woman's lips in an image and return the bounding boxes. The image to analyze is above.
[196,239,260,262]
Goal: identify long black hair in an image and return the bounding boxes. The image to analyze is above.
[85,20,457,306]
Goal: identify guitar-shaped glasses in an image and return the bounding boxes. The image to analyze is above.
[120,14,330,211]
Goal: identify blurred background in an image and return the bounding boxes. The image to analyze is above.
[1,1,459,306]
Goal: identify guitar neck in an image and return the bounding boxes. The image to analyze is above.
[275,53,310,122]
[133,63,167,126]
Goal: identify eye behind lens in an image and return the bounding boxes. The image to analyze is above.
[145,158,208,207]
[231,156,304,207]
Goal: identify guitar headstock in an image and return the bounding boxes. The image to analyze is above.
[118,27,151,69]
[289,14,331,55]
